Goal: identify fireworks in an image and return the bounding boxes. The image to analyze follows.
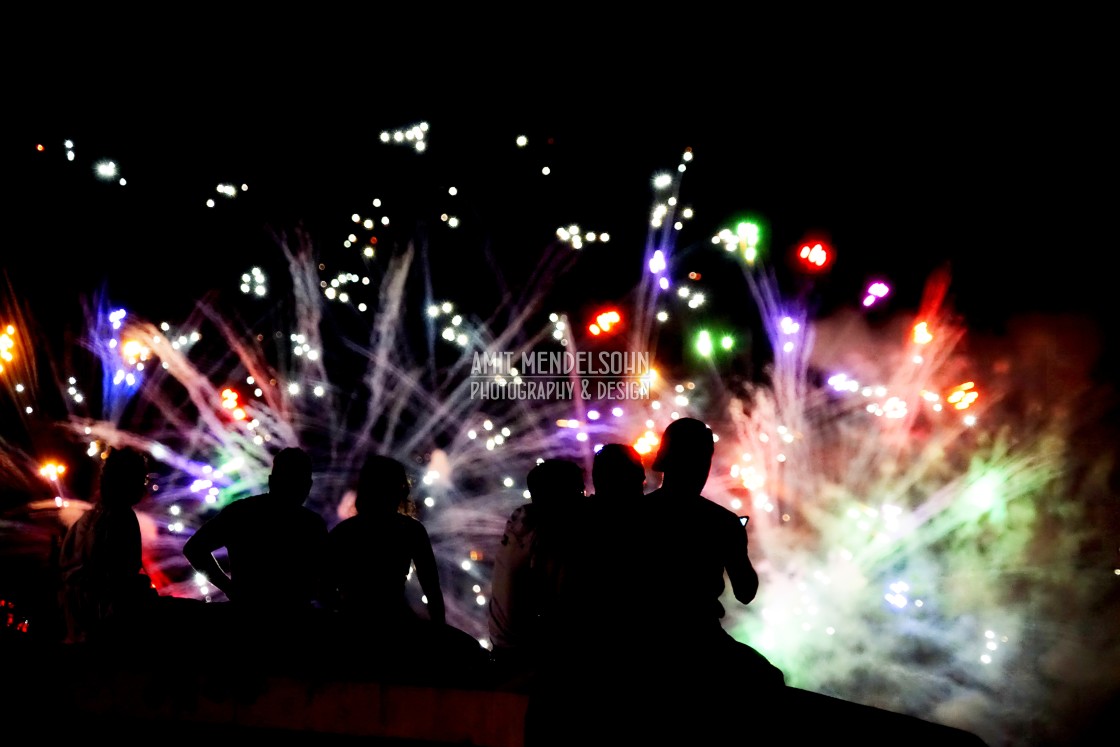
[3,127,1117,746]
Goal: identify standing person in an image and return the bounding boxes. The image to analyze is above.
[487,458,586,689]
[58,446,159,644]
[184,447,329,613]
[325,454,485,685]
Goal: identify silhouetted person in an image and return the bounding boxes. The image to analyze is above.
[590,443,646,500]
[327,455,445,625]
[632,417,784,742]
[525,445,646,745]
[326,455,486,685]
[488,458,585,689]
[58,446,158,644]
[184,447,328,612]
[555,443,646,635]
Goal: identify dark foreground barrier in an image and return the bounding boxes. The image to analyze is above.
[2,639,988,746]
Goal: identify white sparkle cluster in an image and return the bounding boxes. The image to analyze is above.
[380,122,429,152]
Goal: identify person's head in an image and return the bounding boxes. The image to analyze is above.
[355,455,412,515]
[651,417,714,493]
[268,447,314,505]
[592,443,645,498]
[526,459,585,513]
[99,446,149,509]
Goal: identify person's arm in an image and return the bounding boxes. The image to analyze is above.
[724,513,760,605]
[411,521,446,625]
[183,511,236,599]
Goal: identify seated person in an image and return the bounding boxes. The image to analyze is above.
[184,446,329,612]
[326,454,485,685]
[488,458,586,688]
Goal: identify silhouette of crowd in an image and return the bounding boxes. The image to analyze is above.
[52,418,787,740]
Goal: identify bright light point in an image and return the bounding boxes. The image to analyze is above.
[981,655,992,664]
[659,277,669,290]
[612,407,623,417]
[653,173,672,189]
[95,161,118,178]
[118,178,126,186]
[206,199,215,208]
[460,560,473,571]
[424,496,435,508]
[516,135,528,147]
[541,167,551,175]
[694,331,712,358]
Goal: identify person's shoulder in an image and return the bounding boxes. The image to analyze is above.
[101,504,139,524]
[508,503,533,519]
[224,493,266,514]
[695,494,740,524]
[298,505,327,527]
[506,503,535,531]
[499,503,536,549]
[329,515,356,535]
[398,512,428,534]
[71,505,99,526]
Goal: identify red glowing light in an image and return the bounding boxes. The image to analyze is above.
[588,309,622,336]
[797,242,832,271]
